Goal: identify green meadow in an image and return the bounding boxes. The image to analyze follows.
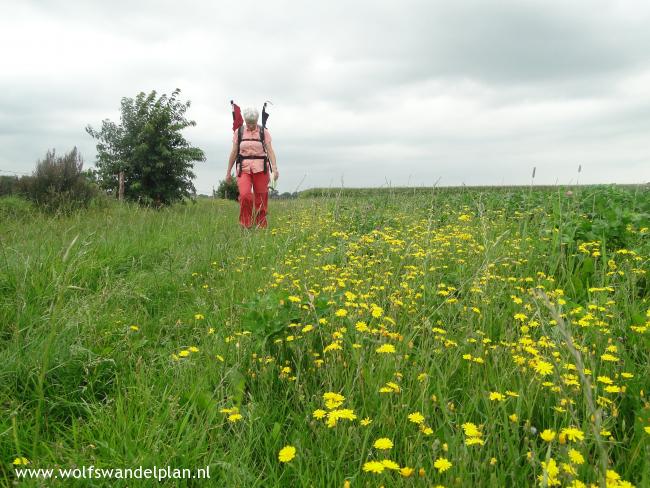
[1,185,649,487]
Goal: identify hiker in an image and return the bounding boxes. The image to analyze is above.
[226,106,279,229]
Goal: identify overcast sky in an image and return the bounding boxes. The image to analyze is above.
[1,0,649,193]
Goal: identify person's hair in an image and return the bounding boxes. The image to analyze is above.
[243,107,259,125]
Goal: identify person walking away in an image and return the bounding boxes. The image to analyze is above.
[226,107,279,228]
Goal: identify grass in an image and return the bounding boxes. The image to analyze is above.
[0,185,648,487]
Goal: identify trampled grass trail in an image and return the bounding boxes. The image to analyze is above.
[1,186,648,487]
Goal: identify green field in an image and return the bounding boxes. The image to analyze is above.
[1,185,649,487]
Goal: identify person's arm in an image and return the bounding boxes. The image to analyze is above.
[266,141,279,180]
[226,140,238,180]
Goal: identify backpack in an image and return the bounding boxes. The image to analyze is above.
[236,125,269,176]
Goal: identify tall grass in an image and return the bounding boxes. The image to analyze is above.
[1,185,648,487]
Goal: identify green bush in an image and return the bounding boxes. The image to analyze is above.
[215,175,239,200]
[25,147,98,213]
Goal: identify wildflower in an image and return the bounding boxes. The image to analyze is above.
[374,438,393,450]
[12,457,29,465]
[376,344,396,354]
[381,459,400,470]
[534,360,554,376]
[363,461,385,473]
[540,429,556,442]
[490,457,497,466]
[313,409,327,420]
[400,467,414,477]
[335,309,348,317]
[227,413,242,422]
[462,423,482,438]
[194,314,204,320]
[188,346,199,352]
[489,392,505,402]
[129,325,139,331]
[420,425,434,435]
[408,411,425,424]
[278,445,296,463]
[434,457,452,473]
[568,449,584,465]
[288,295,301,303]
[509,414,518,423]
[560,427,585,442]
[178,350,190,357]
[323,392,345,410]
[360,417,373,426]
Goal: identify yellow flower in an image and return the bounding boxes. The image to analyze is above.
[323,392,345,410]
[335,308,348,317]
[381,459,400,470]
[534,360,554,376]
[489,392,505,402]
[287,295,301,303]
[568,449,584,465]
[188,346,199,352]
[509,414,518,423]
[434,457,452,473]
[278,445,296,463]
[313,409,327,419]
[376,344,396,354]
[400,467,414,477]
[644,426,650,435]
[194,313,204,320]
[462,423,482,438]
[129,325,139,331]
[12,457,30,465]
[408,411,425,424]
[227,413,242,422]
[178,350,190,357]
[360,417,373,426]
[540,429,556,442]
[363,461,385,473]
[374,437,393,450]
[560,427,585,442]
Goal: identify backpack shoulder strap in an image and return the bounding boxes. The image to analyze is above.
[237,125,243,146]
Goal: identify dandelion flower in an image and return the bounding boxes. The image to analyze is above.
[313,409,327,419]
[534,361,554,376]
[374,438,393,450]
[381,459,400,470]
[227,413,242,422]
[363,461,385,473]
[376,344,396,354]
[560,427,585,442]
[408,412,425,424]
[278,445,296,463]
[568,449,584,465]
[489,392,505,402]
[540,429,556,442]
[434,457,452,473]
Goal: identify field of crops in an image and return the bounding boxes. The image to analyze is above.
[1,185,649,487]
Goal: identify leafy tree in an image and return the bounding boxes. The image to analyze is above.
[86,89,205,206]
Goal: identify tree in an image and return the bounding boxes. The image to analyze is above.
[86,88,205,206]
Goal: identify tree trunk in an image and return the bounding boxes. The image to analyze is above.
[118,172,124,201]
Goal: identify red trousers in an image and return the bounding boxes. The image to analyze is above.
[237,171,270,228]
